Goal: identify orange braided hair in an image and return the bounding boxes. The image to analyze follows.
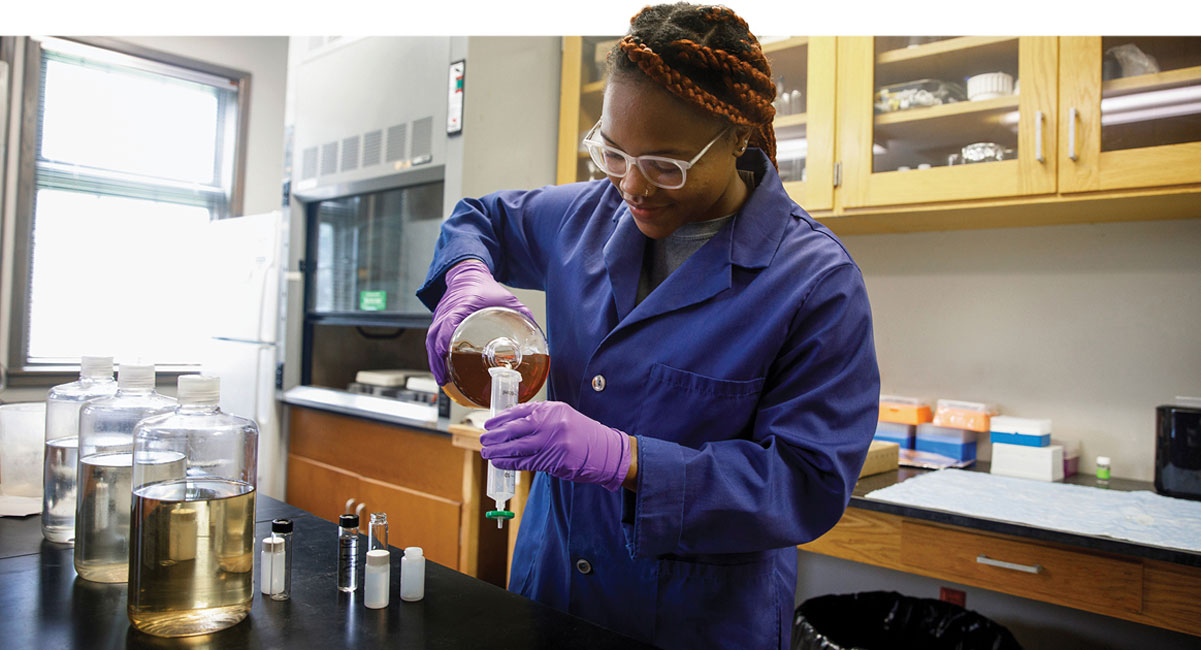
[610,3,777,168]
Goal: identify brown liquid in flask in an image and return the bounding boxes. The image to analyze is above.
[443,307,549,409]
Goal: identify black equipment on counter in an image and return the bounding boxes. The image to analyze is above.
[1155,403,1201,501]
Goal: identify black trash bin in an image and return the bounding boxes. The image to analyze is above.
[792,592,1022,650]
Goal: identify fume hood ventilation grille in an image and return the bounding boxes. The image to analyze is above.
[341,135,360,172]
[320,142,338,176]
[386,124,407,163]
[411,116,433,160]
[301,146,318,180]
[362,130,382,167]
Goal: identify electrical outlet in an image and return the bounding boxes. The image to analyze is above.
[940,586,966,607]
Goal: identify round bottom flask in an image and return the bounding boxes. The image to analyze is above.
[443,307,549,409]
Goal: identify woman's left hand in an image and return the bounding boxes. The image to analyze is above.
[481,401,632,492]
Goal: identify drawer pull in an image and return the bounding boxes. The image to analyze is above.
[976,554,1043,574]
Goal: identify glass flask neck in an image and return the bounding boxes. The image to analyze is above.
[178,402,221,414]
[483,336,522,369]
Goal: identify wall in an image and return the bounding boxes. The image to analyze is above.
[0,36,288,403]
[842,218,1201,481]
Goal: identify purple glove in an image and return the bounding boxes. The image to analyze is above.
[426,259,534,385]
[481,401,632,492]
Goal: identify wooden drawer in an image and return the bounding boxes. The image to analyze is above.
[902,520,1144,618]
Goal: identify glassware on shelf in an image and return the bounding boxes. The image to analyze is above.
[875,79,966,113]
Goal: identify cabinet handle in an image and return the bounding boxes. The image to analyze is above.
[1068,107,1079,162]
[345,498,357,514]
[355,502,368,521]
[977,554,1043,574]
[1034,110,1045,163]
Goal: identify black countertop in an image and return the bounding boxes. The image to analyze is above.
[850,462,1201,569]
[0,496,654,650]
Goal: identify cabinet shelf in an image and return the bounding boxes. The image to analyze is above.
[774,113,808,129]
[761,36,809,54]
[875,37,1019,87]
[874,95,1020,149]
[1102,65,1201,97]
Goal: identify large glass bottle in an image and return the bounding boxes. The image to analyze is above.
[42,356,118,543]
[74,362,177,582]
[128,374,259,637]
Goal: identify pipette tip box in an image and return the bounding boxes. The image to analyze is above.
[915,423,977,461]
[878,395,933,426]
[931,399,995,433]
[990,442,1064,482]
[874,421,915,449]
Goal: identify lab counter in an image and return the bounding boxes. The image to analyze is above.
[0,496,654,650]
[801,463,1201,637]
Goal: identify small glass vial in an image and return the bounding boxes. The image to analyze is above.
[364,549,390,609]
[265,519,293,600]
[368,512,388,552]
[338,514,359,592]
[1096,456,1112,487]
[401,546,425,602]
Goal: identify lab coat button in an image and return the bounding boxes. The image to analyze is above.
[576,558,593,575]
[591,375,606,392]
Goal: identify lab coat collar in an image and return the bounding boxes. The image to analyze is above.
[601,148,794,325]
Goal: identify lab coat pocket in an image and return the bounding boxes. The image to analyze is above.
[654,552,779,649]
[641,363,765,447]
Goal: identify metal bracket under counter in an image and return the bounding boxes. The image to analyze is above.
[282,385,449,432]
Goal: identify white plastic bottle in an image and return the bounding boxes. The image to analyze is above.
[364,549,390,609]
[74,362,177,583]
[41,356,118,543]
[400,546,425,602]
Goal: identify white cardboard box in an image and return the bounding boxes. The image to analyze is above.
[990,442,1064,482]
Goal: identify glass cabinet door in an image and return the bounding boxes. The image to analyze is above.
[1060,36,1201,192]
[838,37,1057,208]
[557,36,622,185]
[762,36,836,212]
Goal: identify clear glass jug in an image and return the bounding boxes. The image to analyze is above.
[127,374,258,637]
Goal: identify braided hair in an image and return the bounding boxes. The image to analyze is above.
[609,2,777,168]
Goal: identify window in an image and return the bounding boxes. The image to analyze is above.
[10,37,247,370]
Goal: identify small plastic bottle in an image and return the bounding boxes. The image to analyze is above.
[364,549,390,609]
[261,536,285,597]
[264,518,293,600]
[401,546,425,602]
[338,514,359,592]
[1096,456,1112,487]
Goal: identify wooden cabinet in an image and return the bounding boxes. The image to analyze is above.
[557,35,1201,234]
[284,407,508,586]
[801,507,1201,638]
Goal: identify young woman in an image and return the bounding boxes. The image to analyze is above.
[418,4,880,648]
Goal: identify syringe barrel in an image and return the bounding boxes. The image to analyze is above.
[486,367,520,509]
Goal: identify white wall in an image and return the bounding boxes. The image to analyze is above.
[843,217,1201,481]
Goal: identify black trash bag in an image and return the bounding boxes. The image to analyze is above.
[792,591,1022,650]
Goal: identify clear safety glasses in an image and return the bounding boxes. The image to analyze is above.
[582,120,729,190]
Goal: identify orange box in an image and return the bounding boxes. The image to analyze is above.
[878,395,933,425]
[931,399,995,433]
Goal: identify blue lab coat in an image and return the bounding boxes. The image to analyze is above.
[418,149,880,649]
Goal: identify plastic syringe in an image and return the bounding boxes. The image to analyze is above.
[485,366,520,528]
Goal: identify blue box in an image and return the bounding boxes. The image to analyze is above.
[875,421,914,449]
[915,437,977,461]
[989,430,1051,447]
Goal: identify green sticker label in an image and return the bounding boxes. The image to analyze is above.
[359,290,387,311]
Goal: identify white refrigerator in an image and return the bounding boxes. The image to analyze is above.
[202,211,286,499]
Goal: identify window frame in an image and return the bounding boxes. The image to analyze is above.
[6,36,251,377]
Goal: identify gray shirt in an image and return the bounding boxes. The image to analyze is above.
[635,170,754,305]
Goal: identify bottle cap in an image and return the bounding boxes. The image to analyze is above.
[272,518,293,534]
[81,356,114,379]
[1097,456,1111,465]
[178,374,221,405]
[117,362,156,389]
[404,546,423,558]
[366,549,390,567]
[340,514,359,528]
[262,536,284,553]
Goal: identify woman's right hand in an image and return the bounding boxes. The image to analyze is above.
[425,259,534,385]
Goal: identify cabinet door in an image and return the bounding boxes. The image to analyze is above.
[556,36,622,185]
[762,37,837,212]
[1060,36,1201,192]
[285,454,359,523]
[838,37,1058,209]
[356,475,462,570]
